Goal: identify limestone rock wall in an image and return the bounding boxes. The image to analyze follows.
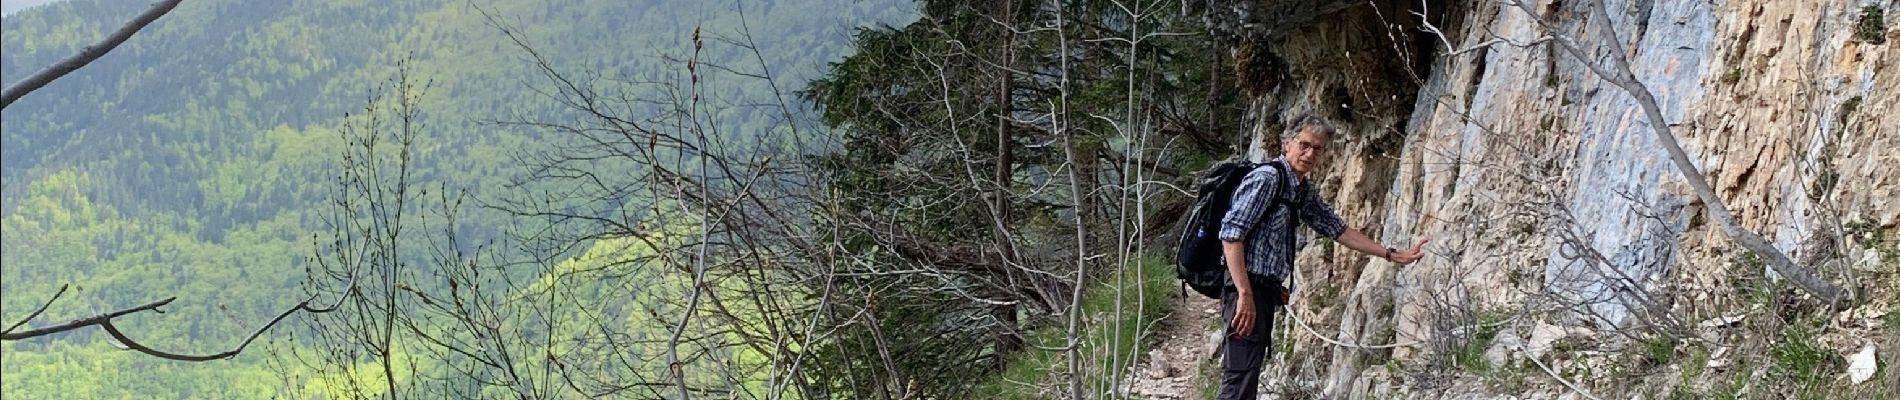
[1239,0,1899,397]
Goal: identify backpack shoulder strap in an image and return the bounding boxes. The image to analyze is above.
[1262,161,1298,208]
[1262,162,1303,285]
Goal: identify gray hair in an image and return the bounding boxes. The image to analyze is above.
[1280,113,1335,141]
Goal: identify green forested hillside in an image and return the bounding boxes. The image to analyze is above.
[1,0,912,397]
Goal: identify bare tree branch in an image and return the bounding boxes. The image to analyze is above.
[1,0,184,109]
[2,284,69,335]
[1052,1,1087,398]
[858,217,1013,276]
[664,24,710,400]
[98,297,332,361]
[3,293,330,361]
[1,296,175,340]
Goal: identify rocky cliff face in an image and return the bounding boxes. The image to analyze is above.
[1211,0,1899,397]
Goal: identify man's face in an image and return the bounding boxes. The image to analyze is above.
[1282,129,1329,177]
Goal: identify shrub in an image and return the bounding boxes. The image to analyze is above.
[1858,7,1887,44]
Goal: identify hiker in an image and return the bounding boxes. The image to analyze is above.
[1214,114,1427,399]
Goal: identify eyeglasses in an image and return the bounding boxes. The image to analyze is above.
[1292,139,1327,155]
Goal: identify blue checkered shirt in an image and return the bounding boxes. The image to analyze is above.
[1217,158,1347,288]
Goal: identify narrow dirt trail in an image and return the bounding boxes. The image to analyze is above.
[1122,292,1223,399]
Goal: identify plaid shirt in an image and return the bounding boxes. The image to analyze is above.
[1217,158,1347,287]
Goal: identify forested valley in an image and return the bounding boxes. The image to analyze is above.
[3,0,1245,398]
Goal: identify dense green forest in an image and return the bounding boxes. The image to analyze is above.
[3,0,1258,397]
[2,0,913,397]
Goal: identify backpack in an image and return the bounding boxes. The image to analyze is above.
[1174,159,1296,299]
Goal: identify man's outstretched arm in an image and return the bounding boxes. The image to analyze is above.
[1334,228,1427,265]
[1299,194,1428,265]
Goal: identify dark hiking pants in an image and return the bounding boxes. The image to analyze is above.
[1217,275,1282,400]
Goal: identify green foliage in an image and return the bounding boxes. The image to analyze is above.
[3,0,1254,397]
[1771,320,1843,400]
[1637,333,1676,368]
[1,170,315,397]
[971,253,1177,399]
[1668,346,1710,400]
[1197,356,1222,400]
[1859,6,1887,44]
[2,0,913,397]
[799,2,1243,397]
[1452,310,1507,374]
[1713,365,1751,400]
[1726,248,1790,311]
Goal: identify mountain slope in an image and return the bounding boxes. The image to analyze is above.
[0,0,912,397]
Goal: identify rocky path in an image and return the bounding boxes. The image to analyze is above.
[1121,292,1223,399]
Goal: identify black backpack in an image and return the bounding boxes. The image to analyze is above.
[1174,159,1295,299]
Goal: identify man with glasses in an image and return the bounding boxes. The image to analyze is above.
[1214,113,1428,399]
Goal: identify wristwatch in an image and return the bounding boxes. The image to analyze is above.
[1384,247,1395,261]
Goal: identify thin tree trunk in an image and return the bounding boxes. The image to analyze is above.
[1052,1,1086,399]
[990,0,1025,367]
